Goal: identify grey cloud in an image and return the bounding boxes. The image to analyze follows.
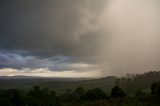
[0,0,108,75]
[0,0,160,77]
[0,51,99,72]
[0,0,107,56]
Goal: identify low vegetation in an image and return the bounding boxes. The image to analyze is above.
[1,71,160,106]
[0,82,160,106]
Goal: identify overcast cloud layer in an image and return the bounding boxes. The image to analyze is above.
[0,0,160,77]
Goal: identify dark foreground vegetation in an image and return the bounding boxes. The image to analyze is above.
[1,71,160,106]
[0,82,160,106]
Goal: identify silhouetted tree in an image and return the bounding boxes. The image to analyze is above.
[5,89,25,106]
[151,82,160,96]
[50,91,61,106]
[27,86,60,106]
[135,90,147,96]
[81,88,109,101]
[115,71,160,93]
[111,86,126,98]
[11,90,23,106]
[0,97,12,106]
[75,87,85,97]
[59,89,77,103]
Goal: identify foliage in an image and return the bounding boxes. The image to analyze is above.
[81,88,109,101]
[135,90,148,97]
[151,81,160,96]
[111,86,126,98]
[0,83,160,106]
[115,71,160,93]
[0,71,160,105]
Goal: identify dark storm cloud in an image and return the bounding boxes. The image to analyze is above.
[1,0,160,77]
[0,0,107,56]
[0,0,109,70]
[0,51,99,71]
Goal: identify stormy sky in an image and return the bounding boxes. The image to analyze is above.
[0,0,160,78]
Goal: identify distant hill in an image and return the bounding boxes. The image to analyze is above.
[0,75,90,81]
[0,71,160,94]
[0,76,116,94]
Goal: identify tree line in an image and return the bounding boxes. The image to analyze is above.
[115,71,160,93]
[0,81,160,106]
[0,85,126,106]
